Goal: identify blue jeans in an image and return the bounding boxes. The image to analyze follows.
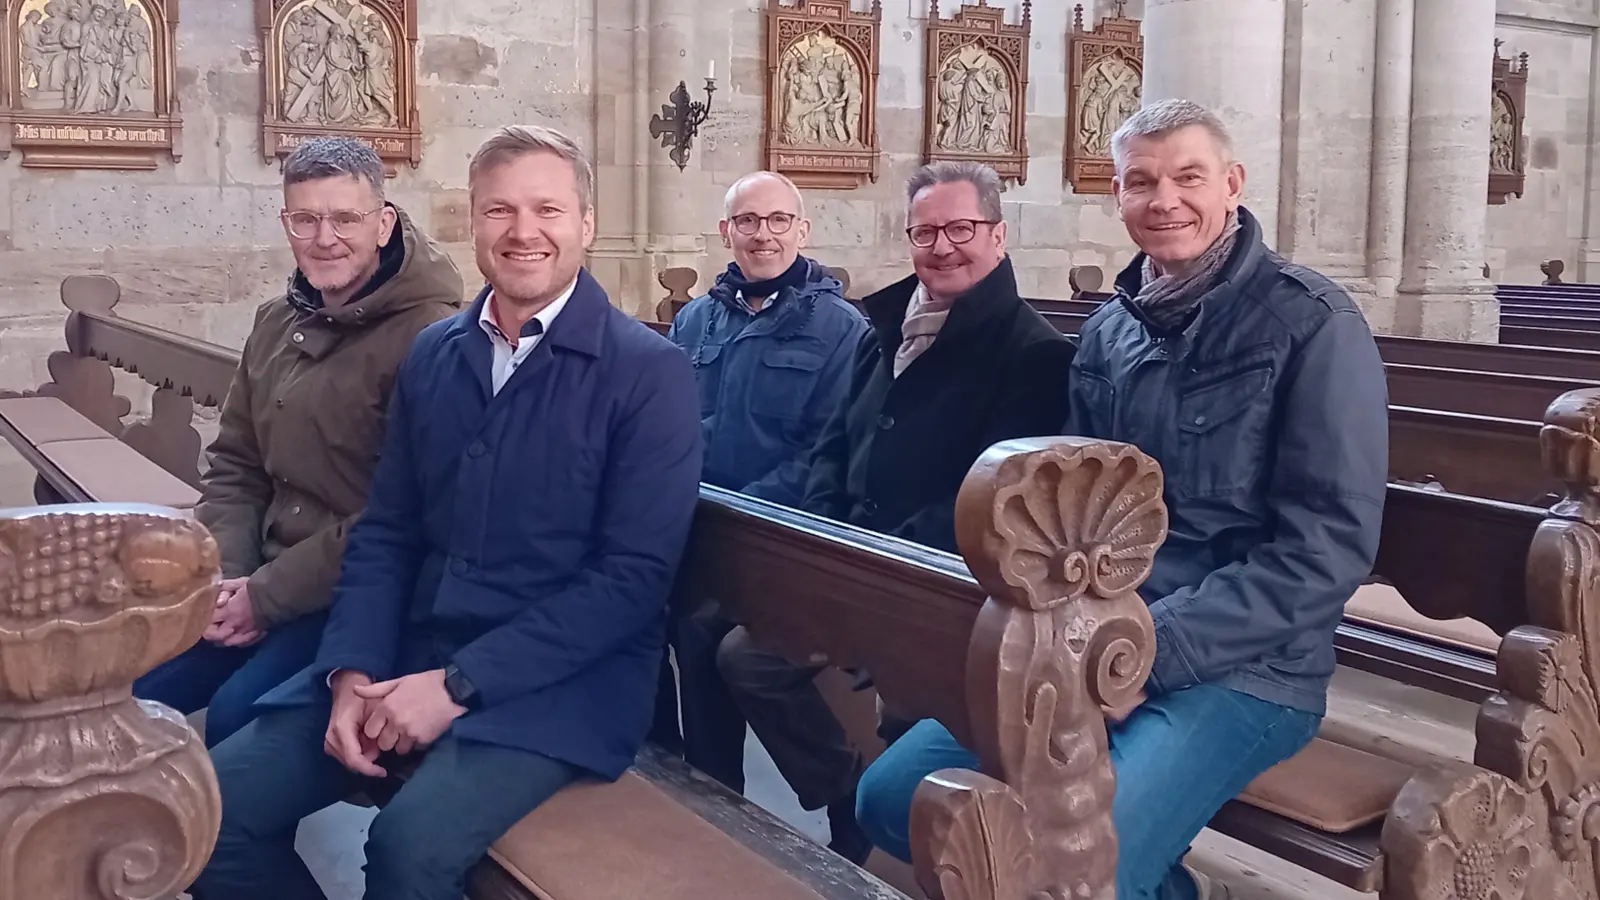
[189,703,581,900]
[133,609,328,747]
[855,683,1321,900]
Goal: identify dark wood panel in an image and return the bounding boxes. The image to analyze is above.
[1499,326,1600,351]
[1384,364,1596,420]
[1208,801,1384,892]
[1388,407,1551,506]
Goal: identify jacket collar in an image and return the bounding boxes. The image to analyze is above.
[703,257,842,340]
[1113,205,1266,335]
[863,255,1023,355]
[450,268,610,359]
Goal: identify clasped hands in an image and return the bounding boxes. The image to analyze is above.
[322,668,467,777]
[203,577,263,647]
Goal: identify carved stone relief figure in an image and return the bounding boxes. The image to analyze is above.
[777,31,864,148]
[1490,92,1515,174]
[933,43,1012,155]
[17,0,156,114]
[1078,51,1139,158]
[277,0,400,130]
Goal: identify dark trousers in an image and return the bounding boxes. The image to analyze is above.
[189,702,581,900]
[717,625,862,811]
[662,605,749,793]
[134,609,328,747]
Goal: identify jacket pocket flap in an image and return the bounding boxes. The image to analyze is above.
[761,347,827,372]
[1178,364,1273,435]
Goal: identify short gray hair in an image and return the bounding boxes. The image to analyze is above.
[282,137,385,198]
[469,124,595,212]
[724,171,806,218]
[1110,98,1235,174]
[905,161,1003,221]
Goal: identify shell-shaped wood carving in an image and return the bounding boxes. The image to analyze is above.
[0,504,221,900]
[914,437,1164,900]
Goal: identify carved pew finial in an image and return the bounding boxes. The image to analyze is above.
[0,504,223,899]
[1382,388,1600,900]
[911,437,1165,900]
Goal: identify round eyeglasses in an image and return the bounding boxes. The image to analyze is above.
[281,207,384,240]
[906,218,999,249]
[729,212,798,235]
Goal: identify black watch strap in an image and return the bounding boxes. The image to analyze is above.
[443,663,479,709]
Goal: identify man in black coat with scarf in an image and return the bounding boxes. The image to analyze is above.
[713,160,1075,862]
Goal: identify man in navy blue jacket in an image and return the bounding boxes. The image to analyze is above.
[190,125,703,900]
[658,170,866,801]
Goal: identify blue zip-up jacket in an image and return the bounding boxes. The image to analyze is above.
[259,269,703,780]
[668,258,867,507]
[1068,207,1388,715]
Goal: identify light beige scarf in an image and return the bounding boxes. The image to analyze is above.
[893,282,955,378]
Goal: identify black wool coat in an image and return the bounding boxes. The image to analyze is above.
[799,256,1076,553]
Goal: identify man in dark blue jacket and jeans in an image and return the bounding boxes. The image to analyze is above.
[658,168,867,816]
[853,99,1389,900]
[189,124,703,900]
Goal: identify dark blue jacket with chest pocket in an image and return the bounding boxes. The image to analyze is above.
[667,258,868,507]
[259,269,704,780]
[1068,207,1388,716]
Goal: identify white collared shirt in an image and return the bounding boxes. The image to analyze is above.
[477,278,577,394]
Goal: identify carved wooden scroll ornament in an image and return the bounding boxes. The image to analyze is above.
[0,504,222,899]
[1489,39,1528,206]
[0,0,182,168]
[655,266,698,323]
[922,0,1030,184]
[765,0,882,189]
[1380,389,1600,900]
[257,0,421,169]
[911,437,1164,900]
[1066,2,1142,195]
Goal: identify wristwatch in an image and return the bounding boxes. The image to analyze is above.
[443,663,480,710]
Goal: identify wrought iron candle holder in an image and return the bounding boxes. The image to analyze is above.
[650,74,717,171]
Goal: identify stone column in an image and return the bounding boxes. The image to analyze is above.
[645,0,709,304]
[1141,0,1287,249]
[1579,32,1600,281]
[1393,0,1497,340]
[586,0,654,314]
[1365,0,1414,325]
[1278,0,1379,311]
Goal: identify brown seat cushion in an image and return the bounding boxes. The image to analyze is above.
[0,396,115,445]
[1345,584,1500,655]
[487,772,829,900]
[1238,737,1416,833]
[36,439,200,509]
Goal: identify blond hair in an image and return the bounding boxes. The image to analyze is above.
[468,125,595,211]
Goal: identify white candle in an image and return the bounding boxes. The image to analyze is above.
[708,60,716,80]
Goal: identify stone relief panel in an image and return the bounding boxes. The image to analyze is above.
[257,0,420,169]
[922,0,1030,184]
[1489,39,1527,206]
[0,0,181,168]
[1066,2,1142,195]
[765,0,882,190]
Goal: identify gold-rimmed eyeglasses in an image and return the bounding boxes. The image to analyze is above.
[280,207,384,240]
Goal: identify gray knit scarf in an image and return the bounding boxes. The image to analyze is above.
[1133,212,1242,332]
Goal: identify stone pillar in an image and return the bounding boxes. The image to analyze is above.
[1278,0,1378,311]
[587,0,654,314]
[1393,0,1497,340]
[1579,32,1600,281]
[1142,0,1287,249]
[1365,0,1414,325]
[646,0,709,300]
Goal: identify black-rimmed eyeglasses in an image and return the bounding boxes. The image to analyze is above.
[729,212,798,235]
[906,218,998,248]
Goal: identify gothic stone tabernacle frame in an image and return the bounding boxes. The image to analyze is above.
[923,0,1030,183]
[1066,2,1141,194]
[1,0,183,169]
[1489,39,1527,206]
[257,0,421,169]
[765,0,881,189]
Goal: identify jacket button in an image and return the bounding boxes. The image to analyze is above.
[276,398,284,407]
[1193,415,1206,426]
[450,559,467,576]
[467,442,486,458]
[862,499,878,516]
[877,414,894,430]
[292,332,305,343]
[290,505,301,514]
